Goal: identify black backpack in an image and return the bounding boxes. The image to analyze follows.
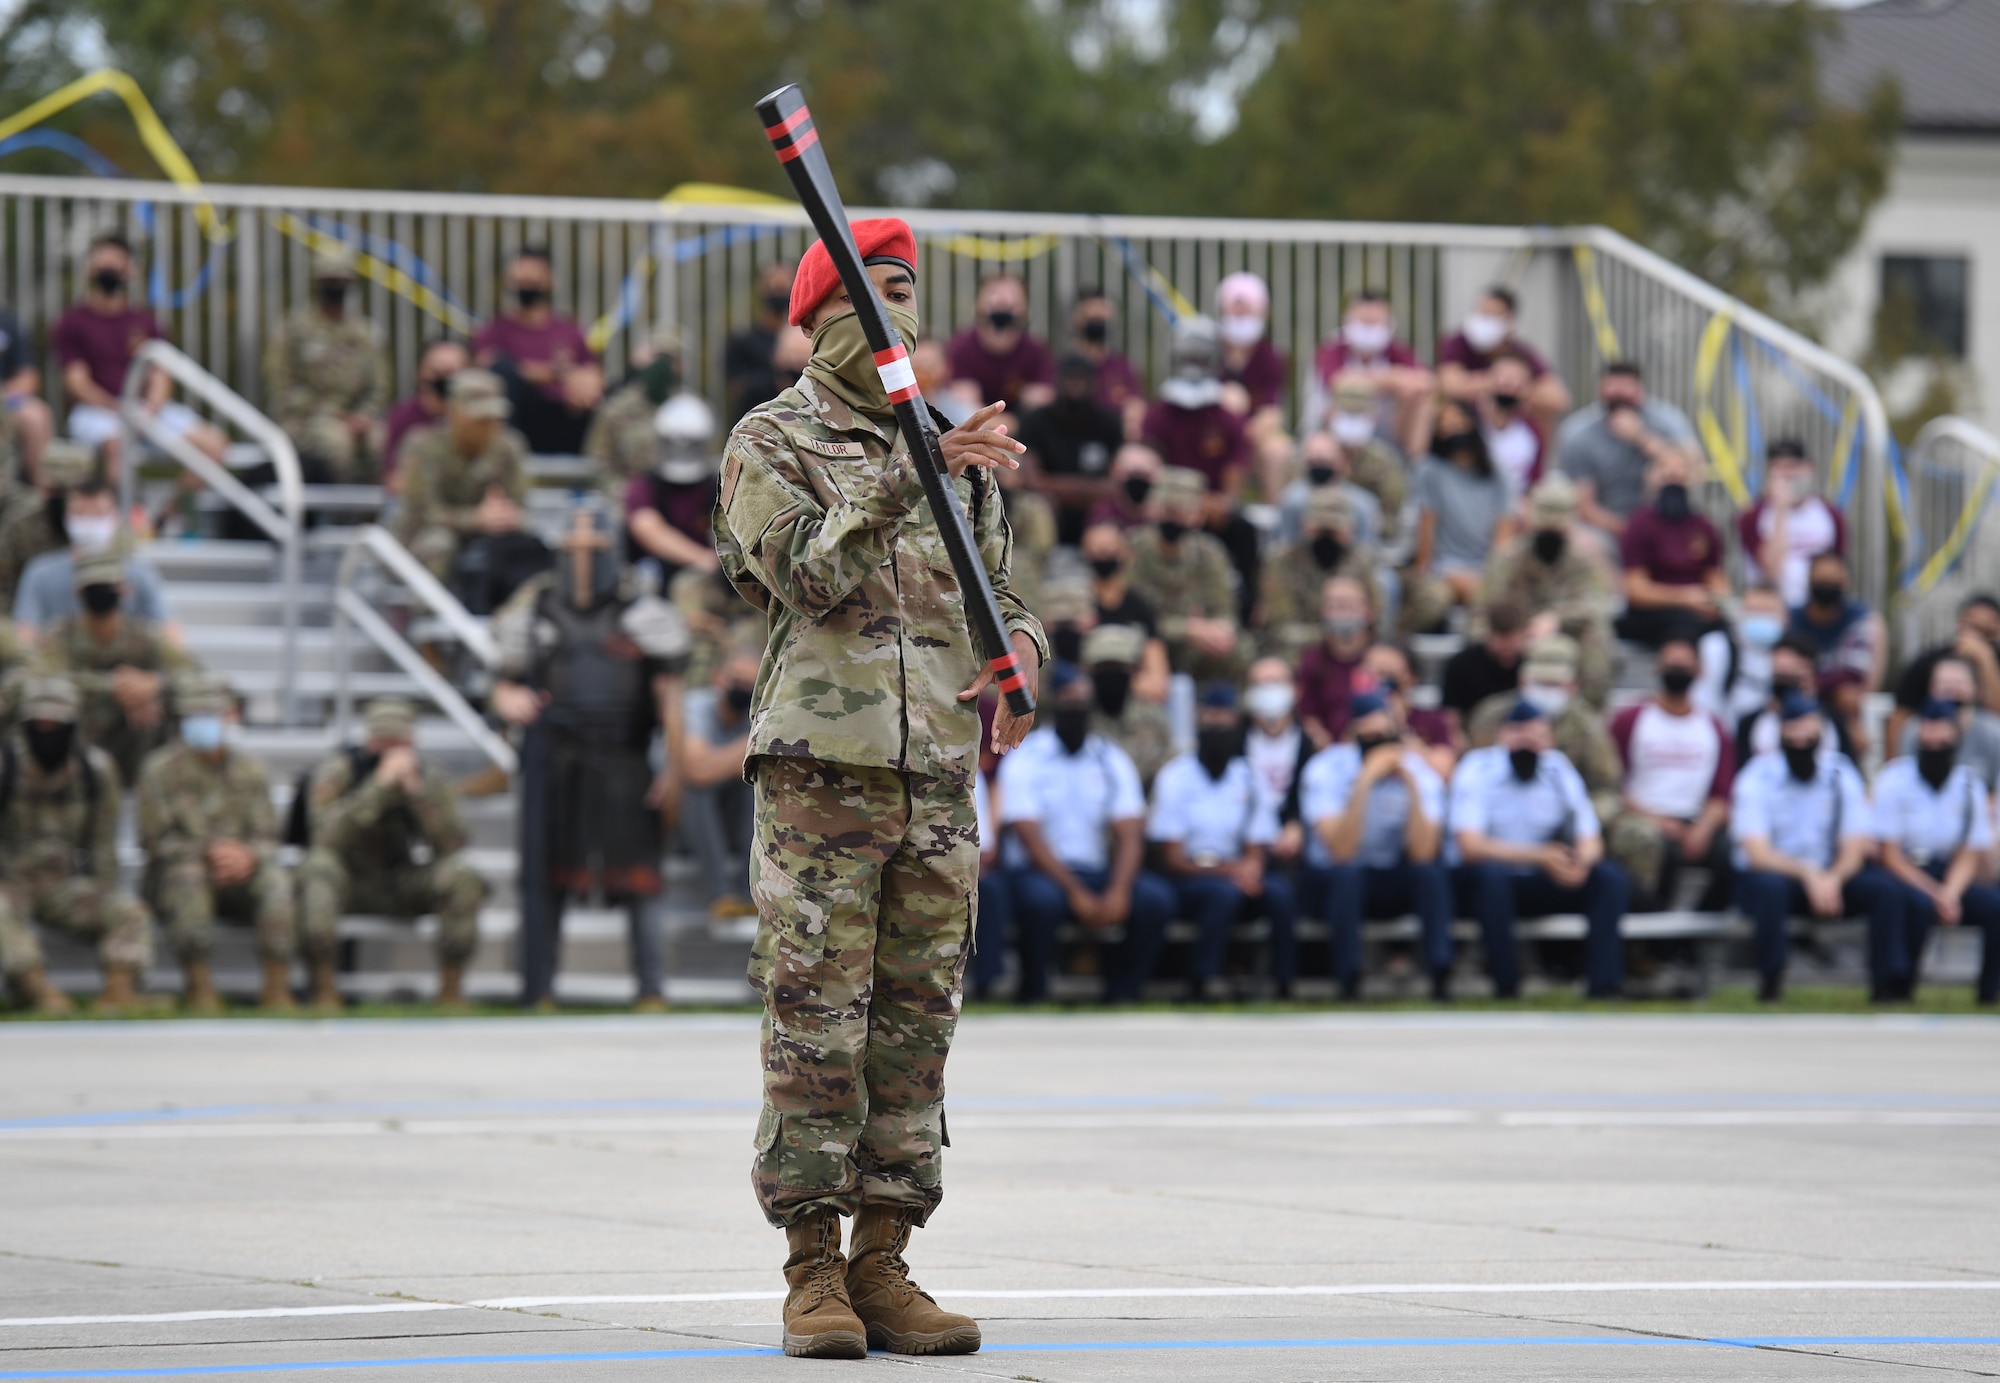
[283,745,377,849]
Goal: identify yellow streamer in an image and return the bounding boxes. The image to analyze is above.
[1914,462,1995,595]
[1693,308,1750,508]
[660,182,795,208]
[1825,395,1858,505]
[270,213,476,336]
[1571,245,1620,360]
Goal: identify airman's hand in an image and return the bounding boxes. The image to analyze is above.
[938,402,1024,480]
[959,630,1041,755]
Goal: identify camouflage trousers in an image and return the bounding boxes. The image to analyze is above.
[296,849,485,965]
[0,875,153,977]
[1604,810,1668,905]
[150,857,297,964]
[285,410,380,484]
[748,756,978,1230]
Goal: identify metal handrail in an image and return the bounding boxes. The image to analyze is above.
[117,339,303,723]
[1909,414,2000,468]
[331,524,513,774]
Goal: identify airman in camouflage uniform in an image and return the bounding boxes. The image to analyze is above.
[395,368,533,580]
[137,675,295,1014]
[999,480,1056,615]
[262,246,390,482]
[1259,486,1384,661]
[0,440,95,613]
[672,564,766,690]
[714,220,1042,1360]
[35,551,197,785]
[1127,466,1244,683]
[297,698,486,1011]
[1082,622,1173,787]
[1475,475,1617,707]
[583,328,685,484]
[1324,377,1409,545]
[0,677,151,1016]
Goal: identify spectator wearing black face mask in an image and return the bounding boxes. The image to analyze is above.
[1259,486,1384,663]
[1886,593,2000,757]
[1086,442,1164,532]
[384,339,470,490]
[1473,474,1616,708]
[1786,551,1885,694]
[1405,398,1514,635]
[1617,447,1728,649]
[1080,520,1169,700]
[1736,632,1857,768]
[724,261,797,425]
[471,247,602,454]
[996,661,1176,1003]
[1082,622,1173,788]
[1607,634,1736,911]
[947,273,1056,413]
[1067,289,1143,428]
[1018,354,1124,545]
[677,647,758,919]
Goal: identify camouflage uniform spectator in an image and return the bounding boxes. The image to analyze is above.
[1259,486,1382,662]
[1083,622,1173,789]
[261,245,390,482]
[1128,466,1243,683]
[0,440,96,613]
[1475,475,1616,707]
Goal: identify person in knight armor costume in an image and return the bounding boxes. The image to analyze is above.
[491,504,692,1009]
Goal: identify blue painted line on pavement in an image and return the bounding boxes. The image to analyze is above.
[4,1334,1999,1377]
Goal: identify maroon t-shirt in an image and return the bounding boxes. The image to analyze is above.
[1407,706,1453,749]
[946,329,1056,411]
[51,304,166,398]
[1297,644,1365,740]
[1140,400,1250,492]
[1084,492,1146,531]
[472,315,596,401]
[383,396,439,477]
[1224,338,1288,412]
[1620,504,1724,587]
[1314,337,1420,387]
[1435,331,1550,378]
[624,472,715,567]
[1091,350,1142,413]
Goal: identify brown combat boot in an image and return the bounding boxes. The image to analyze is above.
[781,1210,866,1359]
[258,959,297,1014]
[12,967,73,1016]
[308,960,342,1014]
[436,963,469,1012]
[95,965,143,1016]
[845,1204,980,1355]
[182,959,222,1015]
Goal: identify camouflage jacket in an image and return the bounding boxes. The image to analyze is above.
[309,752,469,874]
[714,375,1046,786]
[1257,538,1383,658]
[137,742,279,871]
[35,616,196,747]
[1348,439,1408,545]
[0,729,121,884]
[0,498,62,612]
[1475,536,1616,636]
[395,426,531,540]
[583,380,656,482]
[1465,693,1623,810]
[1128,525,1237,651]
[670,564,766,689]
[1002,488,1056,614]
[1092,696,1174,789]
[262,307,390,427]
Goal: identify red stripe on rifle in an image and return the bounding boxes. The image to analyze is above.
[873,343,909,366]
[774,126,819,162]
[764,106,812,139]
[997,672,1027,694]
[887,383,920,404]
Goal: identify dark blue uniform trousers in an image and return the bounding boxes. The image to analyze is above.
[1453,861,1632,997]
[1300,861,1454,988]
[1010,865,1178,1003]
[1172,872,1300,989]
[969,869,1015,999]
[1882,864,2000,1001]
[1732,864,1905,990]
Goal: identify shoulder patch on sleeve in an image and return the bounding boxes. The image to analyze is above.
[720,452,743,510]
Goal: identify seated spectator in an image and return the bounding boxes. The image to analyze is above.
[1278,431,1382,552]
[624,392,723,589]
[1892,655,2000,796]
[1450,700,1632,999]
[34,550,196,784]
[1000,662,1176,1003]
[1308,290,1434,455]
[1148,684,1298,999]
[1465,636,1620,804]
[1259,487,1382,661]
[1617,447,1729,648]
[672,562,766,690]
[1216,272,1288,422]
[13,474,173,637]
[1297,379,1408,549]
[678,646,756,920]
[1476,474,1616,707]
[1608,634,1736,910]
[1127,466,1244,684]
[1737,437,1844,607]
[1887,593,2000,754]
[1693,583,1786,728]
[1405,399,1513,634]
[472,246,604,454]
[1297,574,1375,747]
[1437,286,1570,426]
[1477,350,1547,502]
[1018,354,1124,545]
[1299,690,1452,999]
[1557,360,1700,538]
[0,298,53,482]
[1142,316,1261,617]
[262,245,389,483]
[0,440,95,614]
[1086,441,1163,531]
[1440,594,1530,743]
[1243,656,1314,878]
[911,338,975,426]
[1875,699,2000,1004]
[395,368,548,614]
[586,327,688,482]
[948,273,1055,413]
[723,260,795,425]
[1080,520,1170,702]
[1364,642,1455,772]
[1730,693,1901,1002]
[971,767,1010,1002]
[1082,622,1174,787]
[384,339,470,490]
[53,232,228,477]
[1738,632,1859,766]
[1066,288,1144,429]
[1787,551,1884,692]
[1039,578,1095,668]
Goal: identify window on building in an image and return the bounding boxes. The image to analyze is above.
[1878,254,1969,359]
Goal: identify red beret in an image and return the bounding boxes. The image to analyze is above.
[788,217,918,328]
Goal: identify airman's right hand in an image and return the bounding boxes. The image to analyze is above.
[938,402,1024,480]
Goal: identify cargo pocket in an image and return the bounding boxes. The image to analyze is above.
[754,1106,781,1156]
[750,870,844,1034]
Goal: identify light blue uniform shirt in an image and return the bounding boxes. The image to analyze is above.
[1448,745,1600,872]
[1729,750,1873,871]
[998,727,1147,874]
[1147,754,1279,865]
[1298,743,1447,870]
[1872,757,1993,867]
